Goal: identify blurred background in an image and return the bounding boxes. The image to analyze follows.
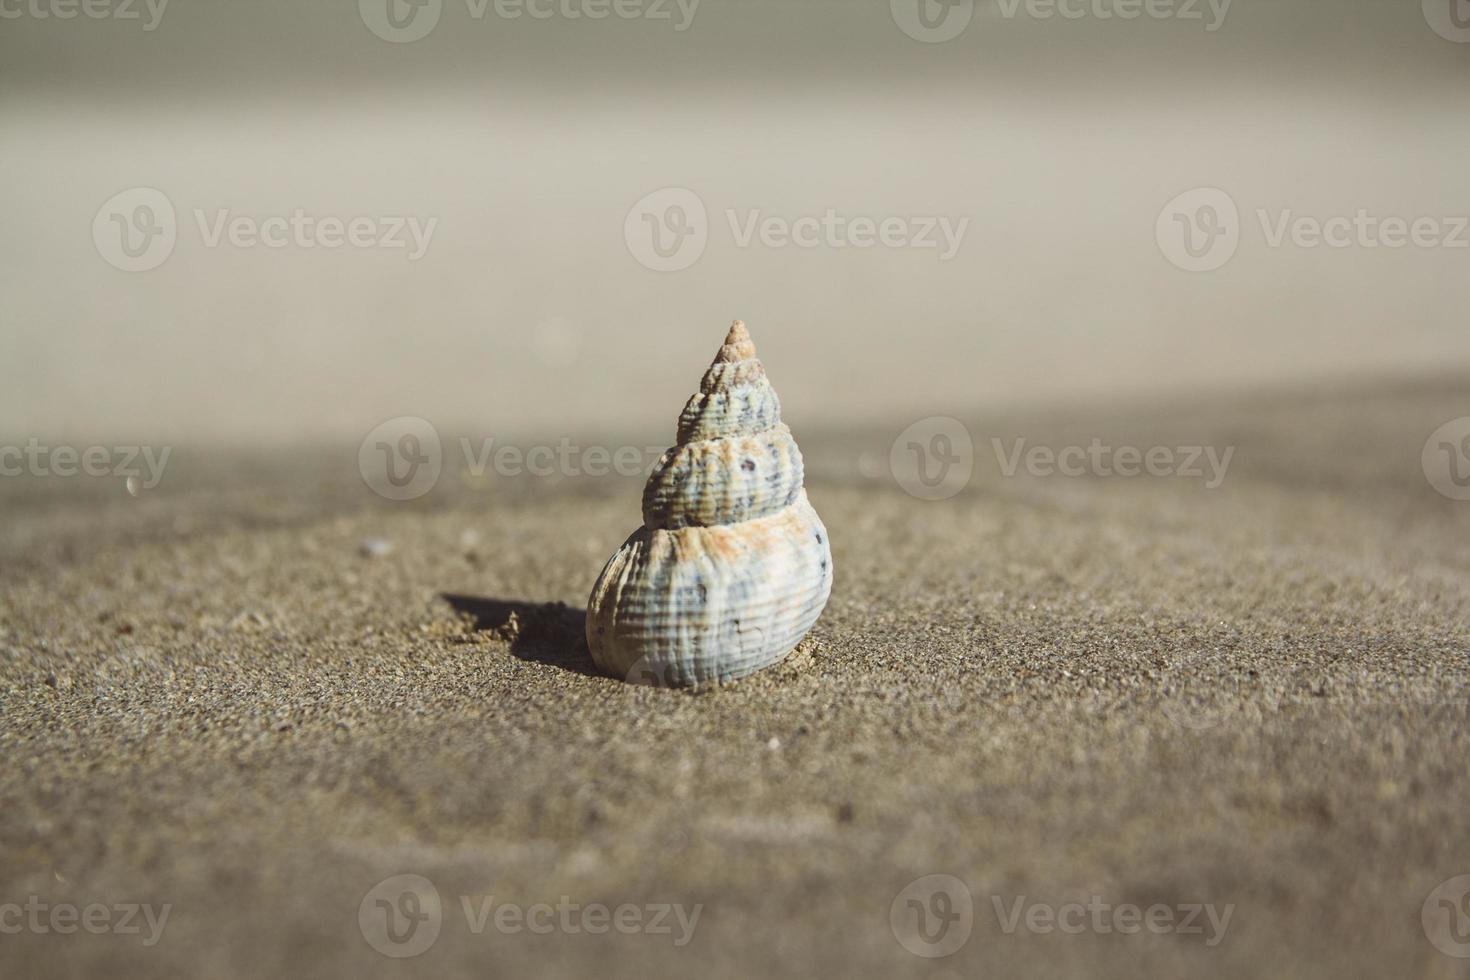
[5,7,1470,979]
[3,0,1467,450]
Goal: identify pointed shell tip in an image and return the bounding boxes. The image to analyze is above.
[714,320,757,364]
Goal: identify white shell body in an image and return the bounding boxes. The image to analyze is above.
[586,321,833,686]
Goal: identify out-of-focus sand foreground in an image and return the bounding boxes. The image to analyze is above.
[1,371,1467,979]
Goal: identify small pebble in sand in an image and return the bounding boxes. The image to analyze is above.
[359,538,394,558]
[767,736,781,751]
[496,611,522,642]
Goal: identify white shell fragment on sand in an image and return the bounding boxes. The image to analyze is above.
[586,321,833,687]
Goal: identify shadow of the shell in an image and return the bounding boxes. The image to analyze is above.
[439,594,602,678]
[438,593,823,690]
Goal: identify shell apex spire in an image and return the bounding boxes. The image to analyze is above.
[714,319,757,364]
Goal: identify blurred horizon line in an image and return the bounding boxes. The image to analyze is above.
[2,361,1463,451]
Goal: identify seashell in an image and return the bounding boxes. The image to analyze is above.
[586,320,833,686]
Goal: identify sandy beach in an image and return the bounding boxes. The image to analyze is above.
[5,0,1469,974]
[2,373,1467,979]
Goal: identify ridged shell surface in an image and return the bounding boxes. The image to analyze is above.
[586,321,833,686]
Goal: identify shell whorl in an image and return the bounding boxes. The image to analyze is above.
[642,321,803,531]
[588,320,833,687]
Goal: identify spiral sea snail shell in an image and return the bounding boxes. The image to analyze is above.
[586,321,833,686]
